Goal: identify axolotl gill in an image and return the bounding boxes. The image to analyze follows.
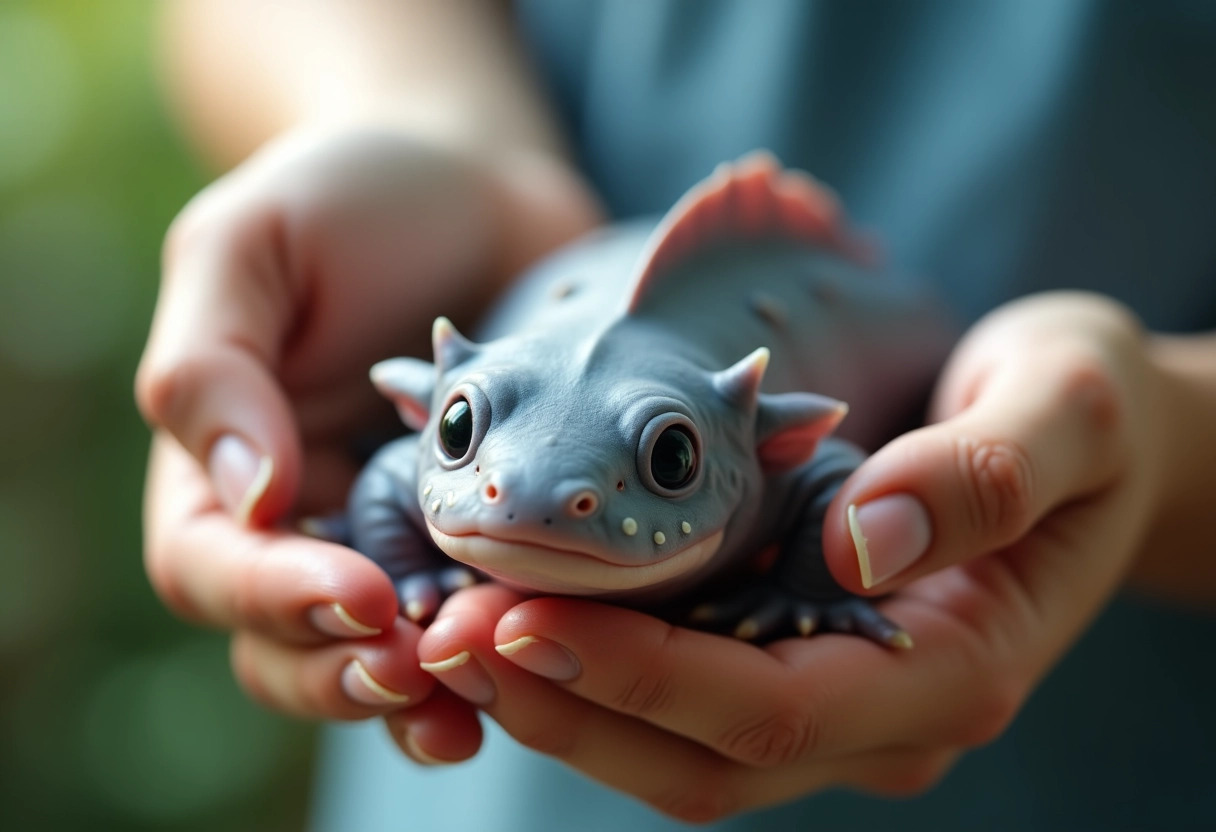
[347,152,954,646]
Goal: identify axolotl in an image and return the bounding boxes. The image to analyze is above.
[348,153,954,646]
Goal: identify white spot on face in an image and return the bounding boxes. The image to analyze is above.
[653,531,666,545]
[423,483,433,497]
[681,521,692,535]
[431,499,441,513]
[445,491,456,507]
[621,517,638,536]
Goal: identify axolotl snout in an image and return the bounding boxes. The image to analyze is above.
[347,153,955,645]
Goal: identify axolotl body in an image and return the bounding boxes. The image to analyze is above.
[348,153,954,646]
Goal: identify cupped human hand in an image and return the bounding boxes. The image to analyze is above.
[405,292,1169,819]
[135,126,600,731]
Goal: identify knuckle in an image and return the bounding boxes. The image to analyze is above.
[611,670,675,718]
[955,436,1036,542]
[1055,352,1124,437]
[163,206,204,268]
[958,675,1025,748]
[162,182,237,268]
[135,352,212,431]
[716,704,819,768]
[609,645,678,719]
[134,355,180,427]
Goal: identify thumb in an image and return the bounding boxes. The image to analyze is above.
[136,206,302,526]
[823,356,1124,593]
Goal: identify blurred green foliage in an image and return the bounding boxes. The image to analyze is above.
[0,2,313,829]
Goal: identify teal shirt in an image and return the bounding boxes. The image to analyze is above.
[313,3,1216,829]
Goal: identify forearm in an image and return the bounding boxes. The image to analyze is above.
[160,0,569,167]
[1127,331,1216,606]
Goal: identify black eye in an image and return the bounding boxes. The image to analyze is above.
[651,426,697,489]
[439,398,473,459]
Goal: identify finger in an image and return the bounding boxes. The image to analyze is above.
[230,617,432,720]
[416,588,759,821]
[136,197,302,526]
[145,436,397,640]
[382,688,484,766]
[824,344,1126,593]
[734,746,959,804]
[419,591,962,822]
[416,583,530,707]
[490,596,1022,760]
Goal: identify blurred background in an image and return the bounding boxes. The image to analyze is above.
[0,2,313,829]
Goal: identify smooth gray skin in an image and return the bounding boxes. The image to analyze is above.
[347,219,955,643]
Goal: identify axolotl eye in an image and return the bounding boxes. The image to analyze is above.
[637,413,702,497]
[433,384,491,468]
[652,427,697,489]
[439,397,474,459]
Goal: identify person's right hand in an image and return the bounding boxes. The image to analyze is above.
[135,127,600,757]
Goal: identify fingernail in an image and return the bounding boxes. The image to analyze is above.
[847,495,932,589]
[495,635,580,682]
[402,728,454,766]
[342,659,410,705]
[309,602,382,638]
[208,434,273,525]
[420,651,496,705]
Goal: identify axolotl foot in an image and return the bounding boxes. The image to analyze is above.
[687,585,912,649]
[394,566,485,624]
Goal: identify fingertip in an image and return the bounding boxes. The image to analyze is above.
[308,602,384,639]
[491,596,578,646]
[823,494,872,594]
[219,421,302,529]
[208,434,275,525]
[846,494,933,590]
[341,659,412,706]
[305,550,401,637]
[822,437,938,593]
[385,690,484,765]
[343,617,437,708]
[139,344,304,526]
[492,597,671,660]
[417,582,519,655]
[229,616,435,720]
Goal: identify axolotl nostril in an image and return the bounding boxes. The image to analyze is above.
[345,152,957,646]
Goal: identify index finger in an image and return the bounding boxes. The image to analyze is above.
[136,193,302,525]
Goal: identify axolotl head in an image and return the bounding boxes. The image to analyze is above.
[370,317,847,603]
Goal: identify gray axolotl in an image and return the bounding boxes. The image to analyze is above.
[347,152,955,646]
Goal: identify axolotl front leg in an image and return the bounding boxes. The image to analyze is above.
[690,439,912,648]
[348,434,481,622]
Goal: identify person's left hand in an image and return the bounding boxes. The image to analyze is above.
[392,291,1170,821]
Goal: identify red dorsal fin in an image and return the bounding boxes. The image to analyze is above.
[625,151,874,313]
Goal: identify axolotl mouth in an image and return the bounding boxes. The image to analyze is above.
[424,522,726,596]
